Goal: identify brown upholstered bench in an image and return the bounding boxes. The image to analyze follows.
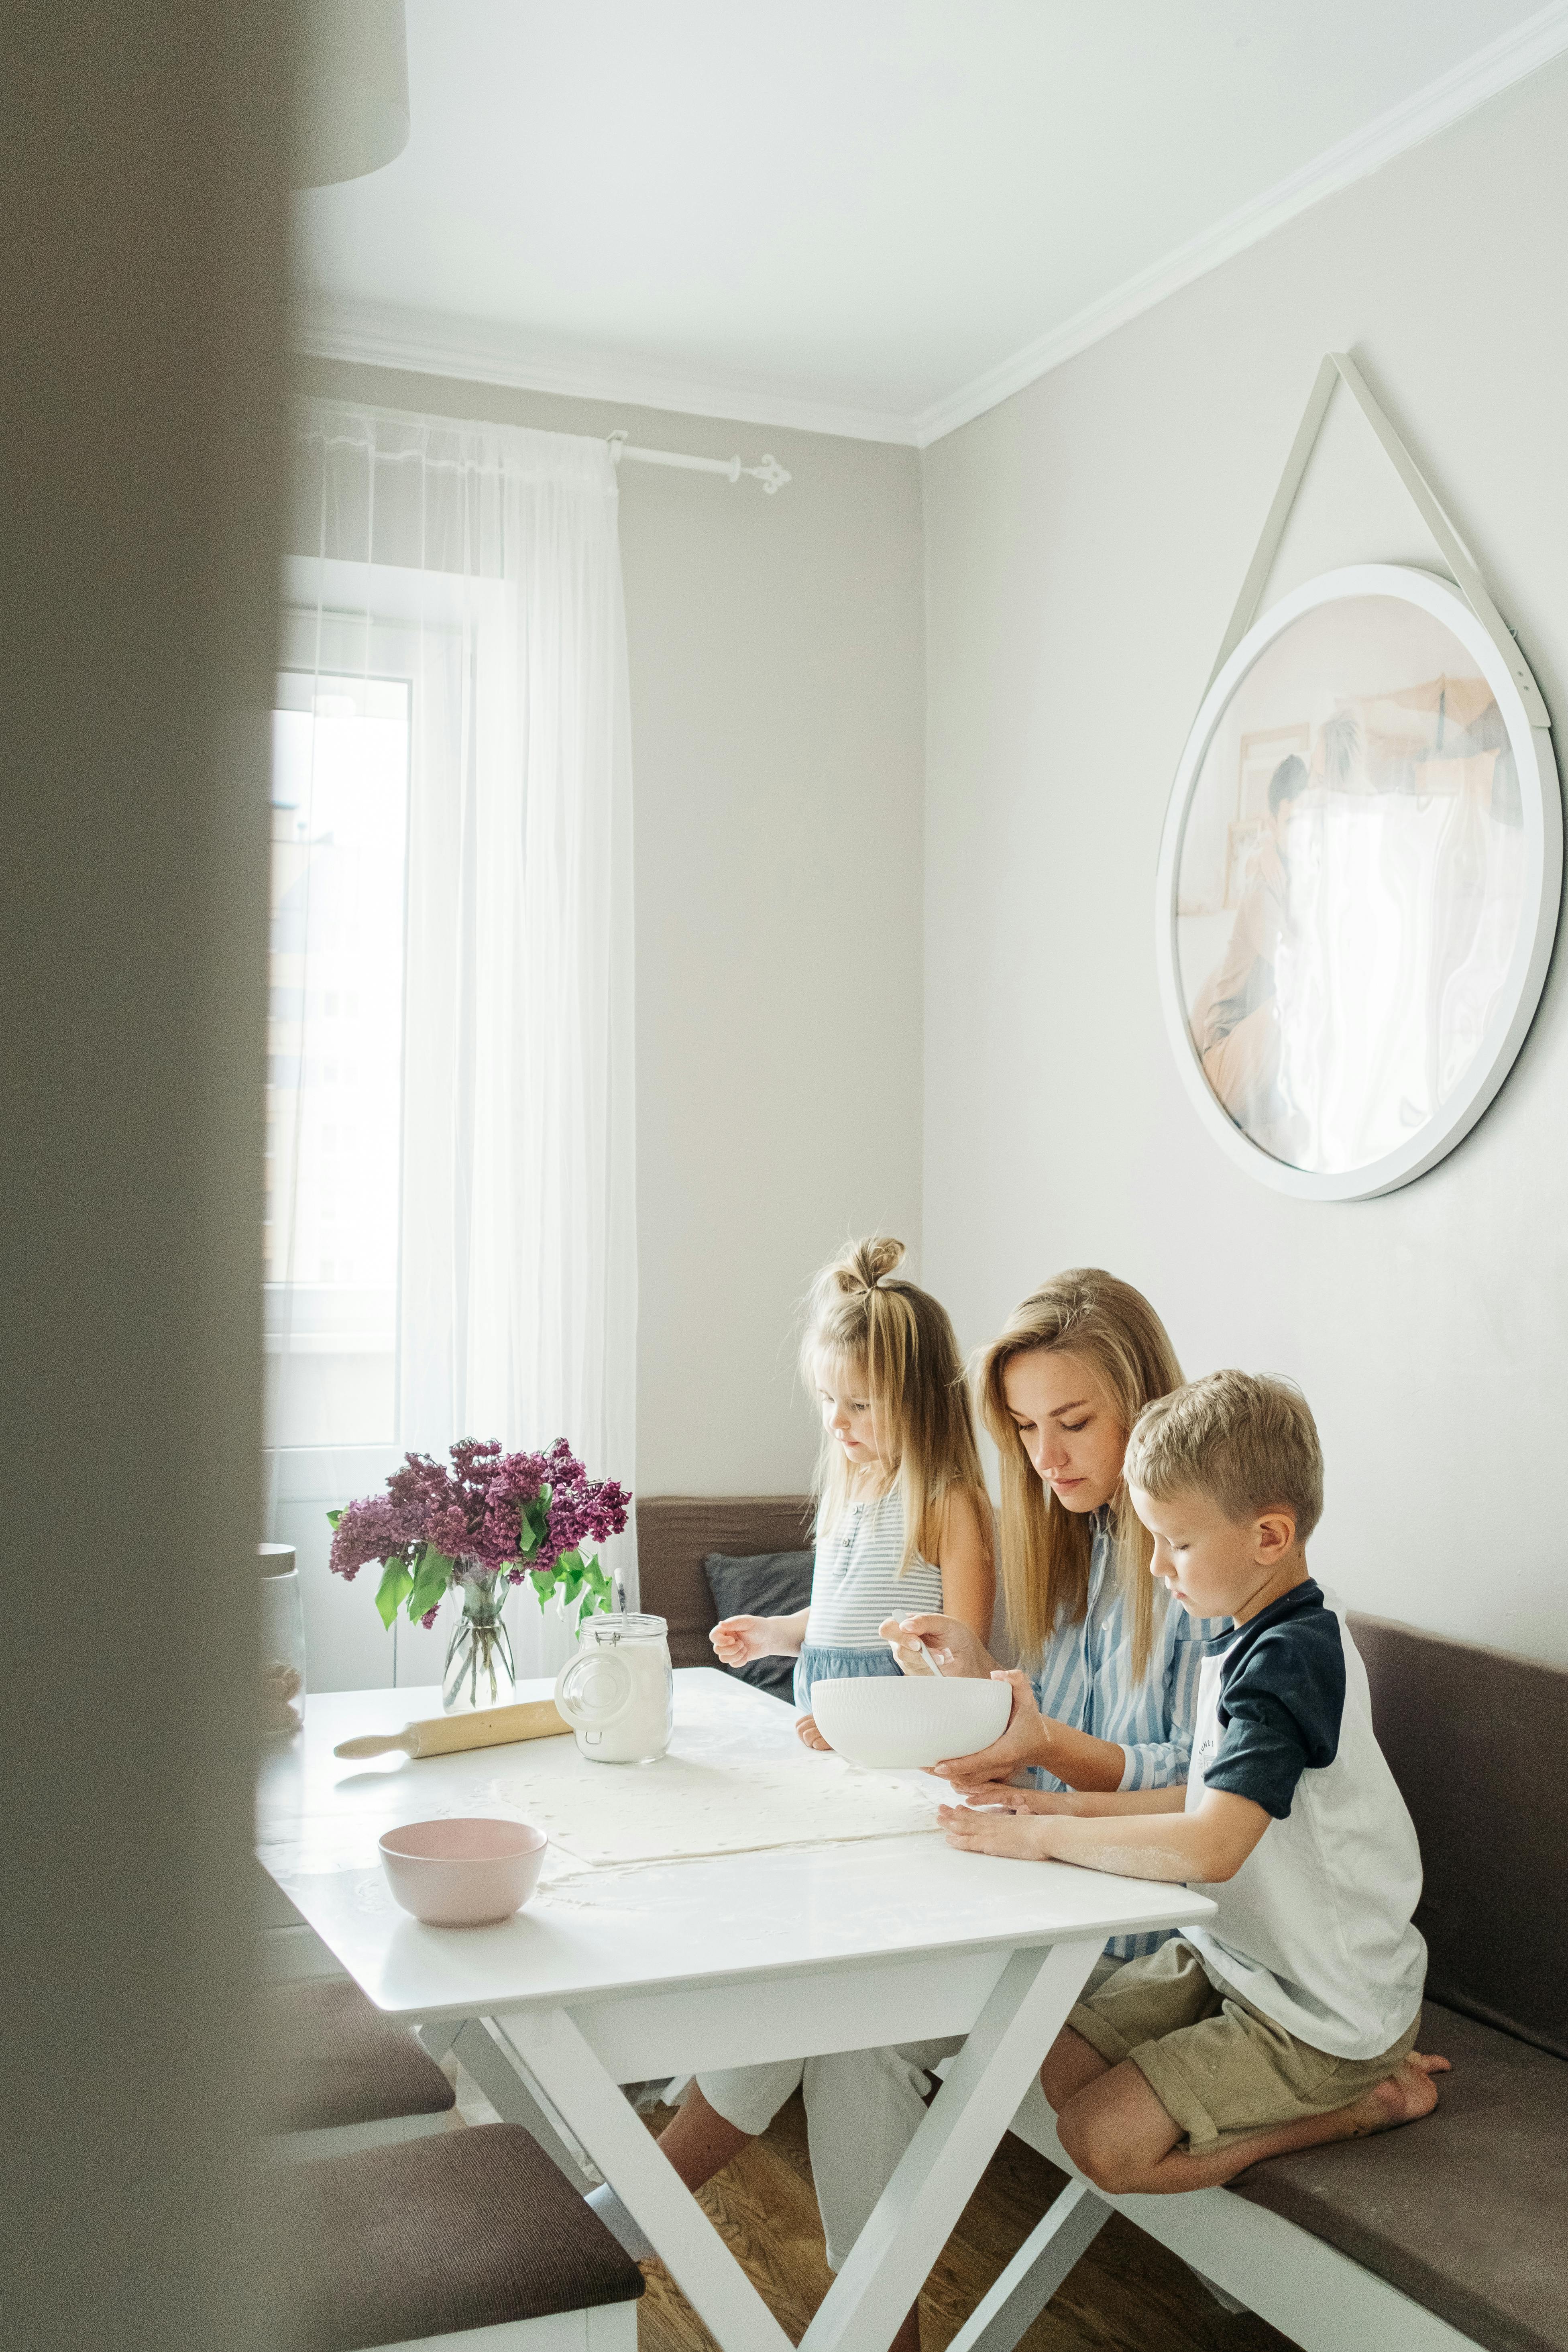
[995,1617,1568,2352]
[264,1975,457,2158]
[278,2121,644,2351]
[635,1493,813,1667]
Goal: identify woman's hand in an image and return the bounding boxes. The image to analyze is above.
[878,1613,996,1680]
[931,1668,1050,1789]
[949,1785,1084,1816]
[938,1801,1054,1860]
[710,1615,776,1666]
[796,1713,831,1753]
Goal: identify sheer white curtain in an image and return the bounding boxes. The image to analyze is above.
[266,399,636,1685]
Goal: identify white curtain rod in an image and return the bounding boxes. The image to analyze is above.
[607,429,790,494]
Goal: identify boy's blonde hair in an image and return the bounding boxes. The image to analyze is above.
[977,1269,1182,1682]
[1125,1370,1324,1541]
[802,1237,993,1579]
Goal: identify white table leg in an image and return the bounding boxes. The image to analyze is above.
[942,2179,1112,2352]
[499,2004,796,2352]
[450,2016,600,2189]
[800,1939,1098,2352]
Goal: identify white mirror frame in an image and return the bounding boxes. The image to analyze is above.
[1155,564,1561,1201]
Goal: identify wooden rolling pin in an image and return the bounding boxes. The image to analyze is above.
[334,1697,568,1760]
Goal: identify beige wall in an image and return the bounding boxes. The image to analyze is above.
[4,10,286,2346]
[921,59,1568,1666]
[296,358,925,1504]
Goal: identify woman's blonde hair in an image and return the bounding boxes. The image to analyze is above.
[802,1236,993,1579]
[978,1269,1182,1680]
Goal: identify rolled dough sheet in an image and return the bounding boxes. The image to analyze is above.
[480,1691,945,1864]
[489,1749,941,1864]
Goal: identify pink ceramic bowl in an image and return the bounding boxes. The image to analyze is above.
[379,1816,548,1926]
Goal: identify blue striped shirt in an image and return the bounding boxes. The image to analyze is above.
[1028,1516,1222,1959]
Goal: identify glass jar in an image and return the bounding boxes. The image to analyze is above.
[554,1611,673,1763]
[258,1542,306,1737]
[442,1563,517,1715]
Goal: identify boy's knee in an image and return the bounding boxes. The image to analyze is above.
[1057,2095,1138,2196]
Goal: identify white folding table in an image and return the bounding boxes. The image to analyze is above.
[258,1669,1210,2352]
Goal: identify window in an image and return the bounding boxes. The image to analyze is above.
[265,667,411,1447]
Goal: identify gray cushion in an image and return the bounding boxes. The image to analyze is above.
[283,2122,644,2351]
[635,1495,812,1667]
[704,1548,815,1702]
[263,1976,456,2133]
[1349,1613,1568,2056]
[1230,2004,1568,2352]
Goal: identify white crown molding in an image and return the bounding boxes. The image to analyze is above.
[295,0,1568,456]
[291,295,920,448]
[911,0,1568,447]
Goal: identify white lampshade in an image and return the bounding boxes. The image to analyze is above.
[293,0,409,189]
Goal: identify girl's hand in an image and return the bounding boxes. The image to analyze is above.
[931,1669,1050,1789]
[796,1713,832,1753]
[711,1615,774,1666]
[938,1801,1053,1860]
[878,1613,994,1680]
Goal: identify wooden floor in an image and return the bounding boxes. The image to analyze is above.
[619,2098,1297,2352]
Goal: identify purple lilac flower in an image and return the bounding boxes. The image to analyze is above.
[329,1437,631,1589]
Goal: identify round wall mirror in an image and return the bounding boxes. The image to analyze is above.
[1155,565,1560,1200]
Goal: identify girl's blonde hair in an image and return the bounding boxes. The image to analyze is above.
[978,1269,1182,1680]
[802,1236,993,1579]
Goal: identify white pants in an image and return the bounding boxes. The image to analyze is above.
[698,2040,963,2271]
[696,1950,1121,2270]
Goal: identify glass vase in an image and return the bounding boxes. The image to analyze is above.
[442,1564,516,1715]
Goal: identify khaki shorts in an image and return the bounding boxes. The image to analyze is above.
[1068,1937,1421,2153]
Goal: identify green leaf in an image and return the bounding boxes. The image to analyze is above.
[407,1546,454,1623]
[529,1568,555,1605]
[326,1507,343,1528]
[513,1497,548,1561]
[375,1558,413,1630]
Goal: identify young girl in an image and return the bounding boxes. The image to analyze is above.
[585,1237,994,2266]
[709,1234,995,1748]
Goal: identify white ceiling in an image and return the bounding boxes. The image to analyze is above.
[293,0,1568,444]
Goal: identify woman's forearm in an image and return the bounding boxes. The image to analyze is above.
[1051,1786,1189,1817]
[1034,1718,1131,1793]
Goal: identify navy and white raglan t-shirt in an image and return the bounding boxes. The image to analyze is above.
[1181,1580,1426,2060]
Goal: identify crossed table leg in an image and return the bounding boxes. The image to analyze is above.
[462,1937,1100,2352]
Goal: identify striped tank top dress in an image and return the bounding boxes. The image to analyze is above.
[794,1485,944,1711]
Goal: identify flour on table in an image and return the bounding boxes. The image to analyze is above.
[483,1688,944,1865]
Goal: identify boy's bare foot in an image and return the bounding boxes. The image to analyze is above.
[1344,2050,1452,2137]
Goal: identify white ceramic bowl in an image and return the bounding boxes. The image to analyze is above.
[379,1816,547,1926]
[809,1675,1012,1769]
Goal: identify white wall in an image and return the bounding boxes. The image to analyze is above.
[293,358,924,1642]
[921,59,1568,1667]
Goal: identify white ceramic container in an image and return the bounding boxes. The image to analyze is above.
[810,1674,1012,1769]
[554,1611,674,1763]
[378,1816,547,1926]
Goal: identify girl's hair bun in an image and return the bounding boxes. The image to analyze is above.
[831,1235,906,1295]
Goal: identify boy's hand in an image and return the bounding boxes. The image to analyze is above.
[711,1615,774,1666]
[939,1800,1054,1859]
[796,1713,831,1752]
[931,1669,1048,1789]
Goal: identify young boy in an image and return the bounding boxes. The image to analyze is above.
[940,1369,1448,2194]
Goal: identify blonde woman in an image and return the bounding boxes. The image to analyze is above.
[897,1265,1213,1826]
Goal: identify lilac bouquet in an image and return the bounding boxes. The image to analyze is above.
[328,1438,631,1632]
